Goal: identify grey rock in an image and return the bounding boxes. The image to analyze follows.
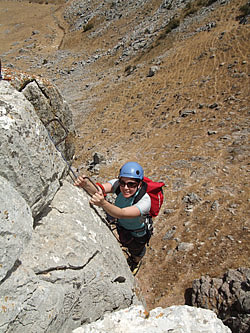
[147,66,159,77]
[209,102,219,109]
[187,268,250,333]
[74,304,231,333]
[93,152,106,165]
[20,78,75,162]
[163,226,177,240]
[87,152,106,172]
[0,181,136,333]
[183,192,202,205]
[177,242,194,252]
[208,130,218,135]
[196,21,216,32]
[0,176,33,282]
[211,200,220,211]
[163,208,175,215]
[179,109,197,117]
[0,81,67,217]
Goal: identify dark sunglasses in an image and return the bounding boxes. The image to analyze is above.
[119,180,139,188]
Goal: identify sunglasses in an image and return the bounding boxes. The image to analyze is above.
[119,180,139,189]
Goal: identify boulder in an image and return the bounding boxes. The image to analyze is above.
[3,70,75,170]
[20,78,75,162]
[0,180,136,333]
[187,268,250,333]
[73,304,232,333]
[0,176,33,282]
[0,81,67,217]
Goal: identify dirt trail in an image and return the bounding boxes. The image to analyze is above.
[0,1,66,68]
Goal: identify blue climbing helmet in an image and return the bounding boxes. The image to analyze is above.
[119,162,144,180]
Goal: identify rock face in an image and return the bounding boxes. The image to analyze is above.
[0,81,67,217]
[0,80,136,332]
[0,181,135,333]
[20,76,75,162]
[0,176,33,281]
[73,304,232,333]
[8,71,76,166]
[188,268,250,333]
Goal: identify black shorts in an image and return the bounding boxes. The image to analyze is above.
[117,225,150,257]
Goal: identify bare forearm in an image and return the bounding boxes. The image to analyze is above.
[100,200,140,219]
[83,182,98,196]
[88,189,141,219]
[74,175,98,196]
[101,200,123,218]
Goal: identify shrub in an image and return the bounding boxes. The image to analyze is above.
[197,0,216,6]
[239,2,250,16]
[205,0,217,5]
[83,22,94,32]
[165,18,180,34]
[183,6,198,18]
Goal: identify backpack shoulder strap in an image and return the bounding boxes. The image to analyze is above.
[133,181,147,205]
[115,186,121,196]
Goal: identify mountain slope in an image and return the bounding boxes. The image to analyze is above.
[0,0,249,310]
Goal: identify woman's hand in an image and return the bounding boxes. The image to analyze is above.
[74,175,88,188]
[89,187,105,207]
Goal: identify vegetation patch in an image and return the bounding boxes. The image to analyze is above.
[183,2,199,18]
[239,2,250,16]
[183,0,218,18]
[197,0,217,6]
[83,22,94,32]
[159,17,180,39]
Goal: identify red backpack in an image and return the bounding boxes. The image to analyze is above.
[134,177,165,217]
[115,177,165,217]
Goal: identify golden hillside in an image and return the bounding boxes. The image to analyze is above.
[0,0,249,310]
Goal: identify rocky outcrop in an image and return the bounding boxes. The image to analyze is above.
[62,0,227,64]
[73,304,231,333]
[0,80,136,332]
[0,81,67,217]
[0,176,33,282]
[10,72,75,162]
[0,180,135,333]
[187,268,250,333]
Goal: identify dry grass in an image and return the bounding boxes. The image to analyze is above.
[1,0,249,311]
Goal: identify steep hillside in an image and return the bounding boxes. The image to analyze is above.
[0,0,249,311]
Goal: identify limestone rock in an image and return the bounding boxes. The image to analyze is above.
[0,81,67,217]
[147,66,159,77]
[20,78,75,162]
[4,70,75,164]
[0,181,136,333]
[0,176,33,281]
[73,304,232,333]
[188,268,250,333]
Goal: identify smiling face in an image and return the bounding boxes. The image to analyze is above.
[119,177,141,198]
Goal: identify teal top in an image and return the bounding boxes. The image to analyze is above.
[109,179,151,237]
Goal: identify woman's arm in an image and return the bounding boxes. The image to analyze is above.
[74,175,98,195]
[90,190,141,219]
[74,176,113,196]
[101,182,113,194]
[75,177,141,218]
